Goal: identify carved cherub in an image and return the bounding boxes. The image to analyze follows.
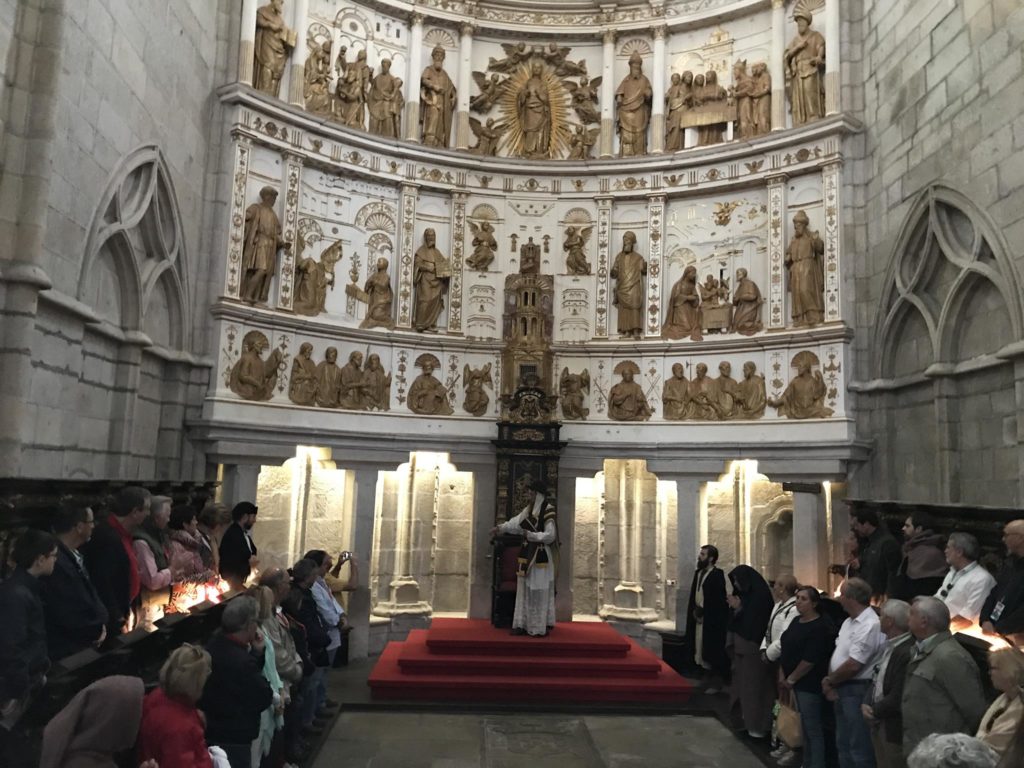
[462,363,493,417]
[559,367,590,420]
[564,75,602,125]
[713,200,742,226]
[468,117,506,157]
[488,42,532,73]
[563,225,593,275]
[467,220,497,271]
[470,72,506,113]
[568,124,600,160]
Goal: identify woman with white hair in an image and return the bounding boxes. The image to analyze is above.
[977,647,1024,755]
[908,733,998,768]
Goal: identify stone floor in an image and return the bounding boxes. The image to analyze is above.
[311,711,766,768]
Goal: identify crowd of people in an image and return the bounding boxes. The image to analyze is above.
[685,510,1024,768]
[0,486,359,768]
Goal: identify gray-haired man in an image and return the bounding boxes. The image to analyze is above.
[934,532,995,630]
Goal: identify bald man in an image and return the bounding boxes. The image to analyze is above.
[980,519,1024,636]
[760,574,799,663]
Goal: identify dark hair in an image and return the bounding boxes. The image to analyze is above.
[302,550,328,567]
[851,508,880,527]
[906,511,936,532]
[52,501,92,534]
[291,558,319,585]
[528,479,548,495]
[258,568,288,591]
[701,544,719,564]
[198,503,230,529]
[12,529,57,569]
[114,486,151,518]
[168,504,197,531]
[231,501,258,522]
[796,585,821,606]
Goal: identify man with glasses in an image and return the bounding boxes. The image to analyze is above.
[933,532,995,631]
[980,520,1024,638]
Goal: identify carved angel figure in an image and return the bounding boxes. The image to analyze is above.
[559,367,590,420]
[467,220,497,272]
[462,363,493,417]
[294,239,342,316]
[568,124,599,160]
[469,117,505,157]
[713,200,741,226]
[488,42,532,73]
[563,225,593,275]
[470,72,506,113]
[565,75,602,125]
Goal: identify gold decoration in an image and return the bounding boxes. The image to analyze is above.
[497,60,573,160]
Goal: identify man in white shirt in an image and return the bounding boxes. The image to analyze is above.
[934,532,996,630]
[824,577,885,768]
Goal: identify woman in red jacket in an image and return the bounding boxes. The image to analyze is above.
[138,644,214,768]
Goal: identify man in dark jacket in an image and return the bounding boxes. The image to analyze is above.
[39,502,108,659]
[685,544,729,692]
[981,518,1024,638]
[861,598,914,768]
[851,508,901,601]
[219,501,259,591]
[199,595,274,768]
[288,558,331,732]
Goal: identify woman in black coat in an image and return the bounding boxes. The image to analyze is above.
[728,564,776,738]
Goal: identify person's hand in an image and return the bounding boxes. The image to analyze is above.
[249,555,260,568]
[489,526,500,537]
[727,594,741,610]
[861,704,875,721]
[781,677,793,690]
[982,621,997,634]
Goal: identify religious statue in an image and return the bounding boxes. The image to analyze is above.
[688,363,722,421]
[662,363,692,421]
[750,62,772,136]
[367,59,403,138]
[732,60,755,140]
[229,331,281,401]
[519,236,540,274]
[241,186,290,304]
[470,72,506,113]
[696,70,728,146]
[359,257,395,330]
[566,75,602,125]
[467,221,497,272]
[469,117,505,157]
[408,353,454,415]
[293,240,342,316]
[315,347,342,408]
[784,11,826,126]
[610,231,647,339]
[462,363,493,416]
[563,226,593,275]
[730,268,764,335]
[662,265,703,341]
[785,210,825,327]
[303,40,333,115]
[517,61,552,159]
[542,42,584,76]
[608,361,652,421]
[420,45,456,148]
[337,49,371,129]
[665,71,693,152]
[615,52,653,157]
[253,0,295,98]
[715,361,740,419]
[700,275,720,306]
[735,361,766,419]
[339,351,366,410]
[363,353,392,411]
[559,368,590,420]
[769,352,833,419]
[413,229,451,332]
[568,124,599,160]
[488,42,532,73]
[288,342,318,406]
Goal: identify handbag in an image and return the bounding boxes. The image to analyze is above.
[777,699,803,749]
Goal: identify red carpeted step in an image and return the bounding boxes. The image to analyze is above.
[424,617,631,658]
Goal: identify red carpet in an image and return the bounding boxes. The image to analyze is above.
[368,618,692,703]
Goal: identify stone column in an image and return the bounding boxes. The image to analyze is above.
[767,173,788,329]
[447,192,467,334]
[650,26,667,154]
[600,461,659,622]
[791,486,828,588]
[455,23,474,150]
[824,0,840,115]
[288,0,309,107]
[105,338,146,477]
[374,453,432,616]
[822,161,842,322]
[594,196,613,338]
[239,0,259,85]
[671,478,702,635]
[223,135,252,300]
[468,465,497,620]
[599,30,616,158]
[347,465,383,659]
[932,374,960,502]
[396,182,418,328]
[405,13,425,142]
[646,194,666,338]
[555,470,578,622]
[220,463,261,508]
[275,151,302,311]
[770,0,786,130]
[1012,354,1024,504]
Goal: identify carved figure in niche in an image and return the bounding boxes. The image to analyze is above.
[334,44,348,80]
[701,274,732,333]
[363,354,392,411]
[462,363,493,417]
[253,0,295,98]
[665,71,693,152]
[662,363,692,421]
[785,11,826,126]
[293,240,341,316]
[615,53,653,157]
[338,351,366,410]
[489,42,532,74]
[519,236,540,275]
[662,265,703,341]
[563,226,593,275]
[715,362,740,419]
[360,257,395,330]
[368,59,403,138]
[420,45,456,148]
[568,124,599,160]
[696,70,728,146]
[304,40,333,115]
[769,352,833,419]
[315,346,342,408]
[517,61,552,159]
[413,229,451,332]
[732,60,755,140]
[337,49,371,129]
[229,331,282,401]
[469,118,505,157]
[750,62,772,136]
[559,368,590,420]
[471,72,506,113]
[608,361,652,422]
[688,363,722,421]
[241,186,290,304]
[730,268,764,335]
[288,342,318,406]
[700,274,721,306]
[610,231,647,339]
[735,361,766,419]
[408,353,454,415]
[785,210,825,327]
[565,75,602,125]
[467,221,497,272]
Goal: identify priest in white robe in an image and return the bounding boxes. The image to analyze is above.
[491,480,558,636]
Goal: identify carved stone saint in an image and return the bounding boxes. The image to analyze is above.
[337,351,366,410]
[519,237,540,275]
[241,186,290,304]
[784,11,826,126]
[665,71,693,152]
[735,361,766,419]
[363,354,392,411]
[559,367,590,420]
[662,363,692,421]
[229,331,282,401]
[517,61,552,159]
[367,59,403,138]
[769,353,833,419]
[568,124,599,160]
[253,0,295,98]
[467,221,497,272]
[608,361,652,421]
[354,257,394,329]
[750,62,772,136]
[294,240,342,316]
[420,45,457,148]
[469,118,505,157]
[730,268,764,335]
[337,49,371,129]
[715,362,740,420]
[662,265,703,341]
[413,229,451,332]
[288,342,318,406]
[688,363,722,421]
[615,52,653,157]
[610,231,647,339]
[304,40,333,115]
[785,210,825,327]
[408,353,453,415]
[563,226,593,275]
[696,70,728,146]
[462,363,492,417]
[732,60,755,140]
[315,346,342,408]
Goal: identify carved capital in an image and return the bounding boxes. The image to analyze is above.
[603,29,617,46]
[653,25,667,41]
[460,22,475,38]
[410,12,426,26]
[772,0,785,9]
[766,172,790,186]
